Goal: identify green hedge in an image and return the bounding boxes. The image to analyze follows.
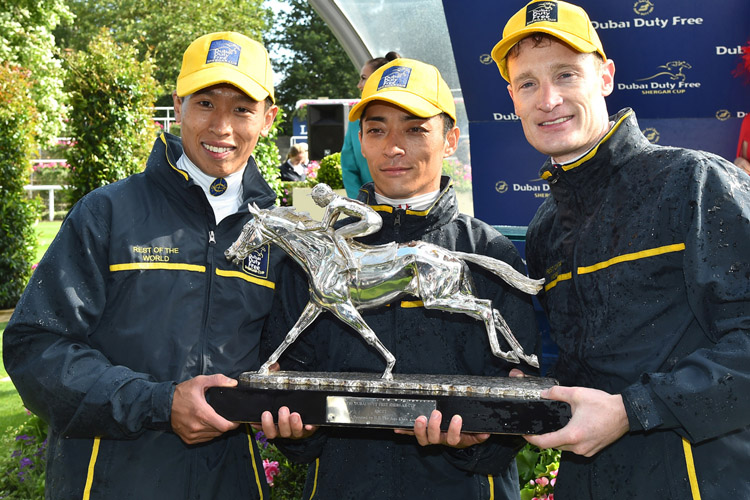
[0,63,39,308]
[63,31,159,205]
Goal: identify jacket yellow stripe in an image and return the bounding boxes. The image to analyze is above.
[308,458,320,499]
[488,474,494,500]
[371,204,394,213]
[246,424,265,500]
[109,262,206,273]
[544,271,572,292]
[400,300,424,308]
[82,437,100,500]
[577,243,685,275]
[160,132,189,181]
[682,437,702,500]
[541,110,633,179]
[215,269,275,289]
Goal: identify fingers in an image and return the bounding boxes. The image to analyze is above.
[539,385,575,403]
[509,368,526,378]
[524,429,567,450]
[260,410,279,439]
[444,414,463,447]
[171,375,239,445]
[259,407,318,440]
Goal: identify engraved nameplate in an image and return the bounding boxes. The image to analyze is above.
[326,396,436,427]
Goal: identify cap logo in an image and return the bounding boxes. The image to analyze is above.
[377,66,412,90]
[526,1,558,25]
[206,39,241,66]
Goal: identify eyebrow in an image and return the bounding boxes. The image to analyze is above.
[512,62,583,85]
[363,113,424,123]
[194,87,257,104]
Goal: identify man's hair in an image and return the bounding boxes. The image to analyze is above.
[441,113,455,138]
[507,33,604,66]
[365,51,402,72]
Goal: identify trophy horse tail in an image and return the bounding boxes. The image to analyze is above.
[451,251,544,296]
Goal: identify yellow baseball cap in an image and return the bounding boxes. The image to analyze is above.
[491,0,606,82]
[176,31,274,103]
[349,58,456,122]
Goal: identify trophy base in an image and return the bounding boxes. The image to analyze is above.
[207,371,570,434]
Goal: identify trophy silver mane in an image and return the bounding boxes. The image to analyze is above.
[226,198,543,380]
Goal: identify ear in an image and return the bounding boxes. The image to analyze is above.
[443,125,460,158]
[260,105,279,138]
[248,202,260,216]
[601,59,616,97]
[172,91,184,123]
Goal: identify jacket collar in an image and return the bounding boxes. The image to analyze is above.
[539,108,648,183]
[146,132,277,213]
[356,175,459,241]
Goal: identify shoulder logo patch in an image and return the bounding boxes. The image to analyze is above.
[242,244,271,279]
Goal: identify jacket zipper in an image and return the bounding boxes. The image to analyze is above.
[393,209,403,241]
[200,229,217,374]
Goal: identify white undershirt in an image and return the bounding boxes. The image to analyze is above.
[374,190,440,211]
[551,121,616,165]
[177,154,244,224]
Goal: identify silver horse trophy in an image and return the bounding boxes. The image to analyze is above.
[213,193,571,434]
[226,202,541,380]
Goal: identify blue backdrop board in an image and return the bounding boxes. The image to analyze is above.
[443,0,750,226]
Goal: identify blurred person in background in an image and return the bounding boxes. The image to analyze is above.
[341,51,401,197]
[279,142,309,181]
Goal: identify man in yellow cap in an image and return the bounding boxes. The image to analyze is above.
[492,1,750,498]
[4,32,282,499]
[258,58,540,499]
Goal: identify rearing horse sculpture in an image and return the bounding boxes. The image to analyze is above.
[226,204,543,380]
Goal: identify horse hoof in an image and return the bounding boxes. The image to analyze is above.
[525,355,540,369]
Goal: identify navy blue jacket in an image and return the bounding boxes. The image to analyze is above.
[526,109,750,499]
[4,133,286,499]
[264,177,540,500]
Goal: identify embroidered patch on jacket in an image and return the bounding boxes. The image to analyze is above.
[207,40,241,66]
[242,244,271,279]
[378,66,412,90]
[526,1,558,25]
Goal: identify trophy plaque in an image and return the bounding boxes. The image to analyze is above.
[210,188,571,434]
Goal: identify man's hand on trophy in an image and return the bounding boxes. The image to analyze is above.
[257,406,319,440]
[171,374,240,445]
[395,409,490,449]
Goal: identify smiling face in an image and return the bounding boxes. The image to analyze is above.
[359,102,458,199]
[173,84,277,178]
[506,37,614,164]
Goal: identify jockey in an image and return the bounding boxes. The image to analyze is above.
[310,183,382,271]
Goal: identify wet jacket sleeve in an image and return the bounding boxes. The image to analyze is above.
[3,199,175,440]
[621,158,750,442]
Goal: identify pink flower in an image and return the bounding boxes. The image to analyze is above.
[535,476,550,486]
[551,477,557,487]
[263,459,280,486]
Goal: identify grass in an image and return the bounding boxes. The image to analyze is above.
[34,220,62,263]
[1,220,62,431]
[0,321,27,432]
